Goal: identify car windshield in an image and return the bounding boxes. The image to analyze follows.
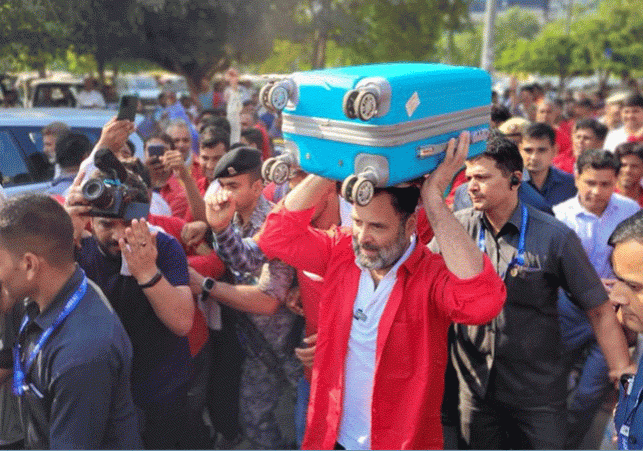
[134,78,158,90]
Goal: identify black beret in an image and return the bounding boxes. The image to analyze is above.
[213,146,262,179]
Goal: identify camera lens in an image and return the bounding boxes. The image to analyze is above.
[82,179,114,209]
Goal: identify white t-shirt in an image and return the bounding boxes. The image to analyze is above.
[604,127,629,152]
[76,90,106,109]
[339,197,353,227]
[337,237,416,450]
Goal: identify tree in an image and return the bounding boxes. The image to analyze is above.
[435,6,539,68]
[494,0,643,91]
[0,0,70,76]
[348,0,471,64]
[262,0,364,70]
[494,7,541,58]
[496,21,576,88]
[571,0,643,91]
[1,0,278,94]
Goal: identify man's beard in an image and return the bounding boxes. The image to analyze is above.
[97,238,122,259]
[352,227,409,271]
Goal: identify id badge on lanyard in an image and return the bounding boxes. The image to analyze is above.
[478,204,528,279]
[619,375,643,450]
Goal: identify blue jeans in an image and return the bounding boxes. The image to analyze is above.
[557,290,612,448]
[295,377,310,448]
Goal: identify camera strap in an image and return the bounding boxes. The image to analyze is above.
[234,311,302,388]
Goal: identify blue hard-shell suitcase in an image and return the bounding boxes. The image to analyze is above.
[260,62,491,205]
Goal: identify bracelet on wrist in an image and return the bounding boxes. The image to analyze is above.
[138,269,163,289]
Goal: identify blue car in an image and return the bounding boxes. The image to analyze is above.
[0,108,144,197]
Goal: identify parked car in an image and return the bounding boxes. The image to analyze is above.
[115,75,162,113]
[0,74,20,106]
[17,76,85,108]
[0,108,144,197]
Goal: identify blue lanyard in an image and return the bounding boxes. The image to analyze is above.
[478,204,529,278]
[13,272,87,397]
[619,379,643,450]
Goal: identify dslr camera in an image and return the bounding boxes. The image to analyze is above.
[82,149,150,220]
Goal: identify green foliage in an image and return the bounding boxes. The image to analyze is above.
[0,0,275,93]
[436,24,482,66]
[494,7,541,57]
[348,0,471,63]
[251,38,363,74]
[495,0,643,84]
[435,6,539,68]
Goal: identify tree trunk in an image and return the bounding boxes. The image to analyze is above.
[598,69,611,97]
[185,75,201,100]
[311,0,331,69]
[446,29,454,63]
[311,28,328,69]
[112,62,119,82]
[558,73,567,95]
[97,57,105,89]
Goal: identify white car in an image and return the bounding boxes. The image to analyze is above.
[0,108,144,197]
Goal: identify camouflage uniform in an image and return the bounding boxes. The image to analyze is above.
[215,195,303,449]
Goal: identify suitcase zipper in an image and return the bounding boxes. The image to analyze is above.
[282,104,490,147]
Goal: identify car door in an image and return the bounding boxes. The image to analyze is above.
[0,126,54,196]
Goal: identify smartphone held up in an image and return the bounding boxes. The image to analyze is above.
[117,95,139,122]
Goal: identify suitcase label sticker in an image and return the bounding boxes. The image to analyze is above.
[406,91,421,117]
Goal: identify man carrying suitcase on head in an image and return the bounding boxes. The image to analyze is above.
[257,132,507,449]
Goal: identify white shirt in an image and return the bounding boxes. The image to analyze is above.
[150,191,172,217]
[339,197,353,227]
[337,236,416,450]
[76,90,106,109]
[553,193,640,277]
[604,127,629,152]
[225,88,242,145]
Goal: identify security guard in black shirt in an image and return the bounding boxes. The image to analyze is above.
[0,194,141,449]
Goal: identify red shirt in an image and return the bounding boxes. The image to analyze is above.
[615,187,643,208]
[182,176,211,223]
[254,121,273,161]
[258,206,506,450]
[191,159,203,181]
[552,120,575,174]
[158,174,189,219]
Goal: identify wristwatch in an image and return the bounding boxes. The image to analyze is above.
[200,277,216,301]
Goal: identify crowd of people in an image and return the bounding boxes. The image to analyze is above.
[1,66,643,450]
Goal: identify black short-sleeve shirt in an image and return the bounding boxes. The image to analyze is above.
[17,266,142,449]
[444,203,607,407]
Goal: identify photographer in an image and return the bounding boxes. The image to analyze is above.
[65,152,194,449]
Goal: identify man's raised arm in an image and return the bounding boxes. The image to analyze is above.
[258,175,338,276]
[283,175,336,212]
[422,132,485,279]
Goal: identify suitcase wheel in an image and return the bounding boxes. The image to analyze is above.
[259,83,274,110]
[269,84,291,111]
[341,175,359,203]
[342,90,359,119]
[355,90,378,121]
[261,157,277,182]
[352,176,375,206]
[269,160,290,184]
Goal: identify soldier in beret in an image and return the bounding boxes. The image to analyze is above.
[204,147,302,448]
